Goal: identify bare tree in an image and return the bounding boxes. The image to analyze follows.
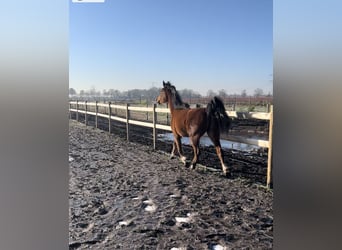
[218,89,227,98]
[206,89,216,98]
[69,88,77,96]
[102,89,109,96]
[108,89,121,99]
[254,88,264,97]
[145,87,160,101]
[179,89,201,99]
[241,89,247,97]
[89,86,97,97]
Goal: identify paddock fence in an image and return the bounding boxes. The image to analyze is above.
[69,101,273,188]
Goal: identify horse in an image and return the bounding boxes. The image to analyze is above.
[156,81,231,175]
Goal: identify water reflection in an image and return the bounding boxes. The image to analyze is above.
[158,133,260,152]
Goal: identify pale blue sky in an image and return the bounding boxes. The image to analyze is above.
[69,0,273,95]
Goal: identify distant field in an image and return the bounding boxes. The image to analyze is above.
[70,95,272,113]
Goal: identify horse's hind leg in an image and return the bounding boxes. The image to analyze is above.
[189,135,200,169]
[215,145,228,175]
[207,130,229,175]
[170,141,176,159]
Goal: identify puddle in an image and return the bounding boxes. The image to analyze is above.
[211,245,227,250]
[158,133,261,152]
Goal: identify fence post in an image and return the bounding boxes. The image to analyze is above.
[85,101,88,126]
[152,103,157,150]
[126,103,130,141]
[95,101,98,129]
[76,100,79,122]
[267,105,273,188]
[69,102,71,120]
[108,102,112,134]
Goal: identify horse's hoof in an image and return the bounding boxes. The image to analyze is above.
[222,165,229,175]
[180,156,187,165]
[223,170,231,178]
[189,164,196,170]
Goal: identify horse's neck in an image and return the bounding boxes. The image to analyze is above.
[166,92,177,114]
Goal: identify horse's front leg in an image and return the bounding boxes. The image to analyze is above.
[174,135,186,165]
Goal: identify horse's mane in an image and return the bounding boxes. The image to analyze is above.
[164,81,190,108]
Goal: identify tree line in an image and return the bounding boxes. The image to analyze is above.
[69,86,272,101]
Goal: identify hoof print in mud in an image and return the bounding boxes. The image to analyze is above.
[162,218,176,227]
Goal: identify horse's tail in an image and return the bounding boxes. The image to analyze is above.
[206,96,231,132]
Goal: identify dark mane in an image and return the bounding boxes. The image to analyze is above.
[164,81,189,108]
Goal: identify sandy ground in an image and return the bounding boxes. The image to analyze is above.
[69,119,273,249]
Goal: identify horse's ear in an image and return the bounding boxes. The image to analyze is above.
[163,81,166,86]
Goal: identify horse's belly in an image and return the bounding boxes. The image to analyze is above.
[177,129,189,137]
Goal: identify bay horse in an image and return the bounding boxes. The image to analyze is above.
[156,81,231,175]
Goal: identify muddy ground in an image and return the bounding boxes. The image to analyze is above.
[69,117,273,249]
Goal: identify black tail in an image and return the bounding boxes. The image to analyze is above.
[206,96,231,132]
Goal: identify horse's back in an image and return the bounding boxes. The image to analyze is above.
[172,108,208,137]
[187,108,207,123]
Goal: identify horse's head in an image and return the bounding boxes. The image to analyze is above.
[156,81,169,104]
[156,81,188,108]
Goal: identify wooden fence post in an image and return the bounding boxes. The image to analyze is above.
[267,105,273,188]
[126,103,130,141]
[85,101,88,126]
[69,102,71,119]
[95,101,98,129]
[76,100,79,122]
[152,103,157,150]
[108,102,112,134]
